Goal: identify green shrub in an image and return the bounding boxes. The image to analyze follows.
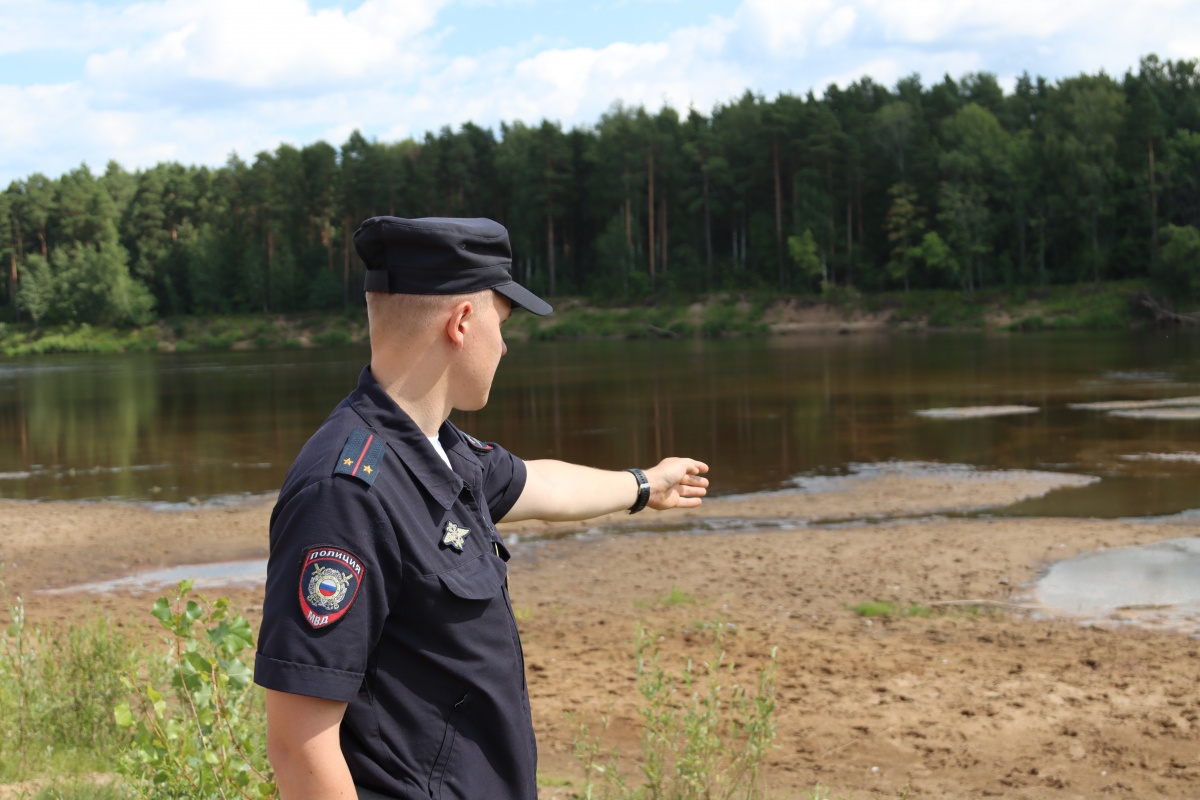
[311,329,353,347]
[574,624,777,799]
[198,331,241,349]
[1007,315,1046,331]
[116,582,274,800]
[0,586,142,781]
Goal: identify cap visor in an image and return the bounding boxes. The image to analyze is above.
[494,281,553,316]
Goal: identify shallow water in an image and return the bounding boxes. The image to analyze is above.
[4,331,1200,517]
[39,558,268,595]
[1034,537,1200,633]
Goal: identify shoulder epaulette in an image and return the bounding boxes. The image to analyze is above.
[334,428,385,486]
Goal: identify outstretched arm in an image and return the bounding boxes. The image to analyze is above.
[500,457,709,523]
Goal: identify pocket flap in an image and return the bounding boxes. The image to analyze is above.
[437,553,506,600]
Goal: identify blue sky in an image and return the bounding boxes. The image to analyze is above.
[1,0,1198,183]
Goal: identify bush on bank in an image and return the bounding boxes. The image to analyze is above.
[0,282,1175,357]
[2,585,785,800]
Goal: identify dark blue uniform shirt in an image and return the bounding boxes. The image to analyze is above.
[254,366,536,800]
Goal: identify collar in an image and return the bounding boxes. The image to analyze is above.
[348,366,466,509]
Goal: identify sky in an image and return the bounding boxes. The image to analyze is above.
[1,0,1198,184]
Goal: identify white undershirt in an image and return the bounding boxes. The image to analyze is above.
[428,435,452,469]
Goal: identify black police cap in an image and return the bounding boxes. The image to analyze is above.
[354,216,553,316]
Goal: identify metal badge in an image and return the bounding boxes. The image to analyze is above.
[442,521,471,552]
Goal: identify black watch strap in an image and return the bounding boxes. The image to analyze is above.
[625,467,650,514]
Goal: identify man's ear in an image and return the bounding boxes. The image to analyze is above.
[445,299,473,350]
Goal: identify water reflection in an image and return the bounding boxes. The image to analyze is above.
[2,331,1200,515]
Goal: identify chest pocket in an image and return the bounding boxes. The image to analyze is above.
[436,552,507,601]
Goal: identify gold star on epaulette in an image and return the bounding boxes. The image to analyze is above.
[362,465,373,475]
[343,458,354,466]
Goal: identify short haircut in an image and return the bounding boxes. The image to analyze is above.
[366,289,492,343]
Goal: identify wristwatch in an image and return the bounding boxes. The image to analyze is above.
[625,467,650,514]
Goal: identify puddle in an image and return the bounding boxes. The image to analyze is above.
[1109,408,1200,420]
[1121,452,1200,464]
[1100,370,1174,382]
[1034,537,1200,633]
[787,461,1095,495]
[39,559,268,596]
[914,405,1039,419]
[1068,395,1200,411]
[1069,395,1200,423]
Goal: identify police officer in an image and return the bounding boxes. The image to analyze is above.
[254,216,709,800]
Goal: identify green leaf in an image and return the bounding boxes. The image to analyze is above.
[225,657,252,690]
[151,597,173,625]
[225,614,255,653]
[182,649,212,674]
[114,702,134,727]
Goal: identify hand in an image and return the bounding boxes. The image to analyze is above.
[644,457,710,510]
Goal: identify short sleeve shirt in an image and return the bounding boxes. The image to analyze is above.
[254,366,535,800]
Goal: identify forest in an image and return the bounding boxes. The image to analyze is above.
[1,54,1198,327]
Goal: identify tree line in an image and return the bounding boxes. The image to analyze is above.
[2,54,1199,327]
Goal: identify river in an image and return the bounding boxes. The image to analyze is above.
[2,331,1200,517]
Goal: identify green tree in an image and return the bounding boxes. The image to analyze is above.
[1042,75,1127,281]
[911,230,959,283]
[0,191,16,319]
[680,108,728,276]
[20,239,154,326]
[1154,224,1200,300]
[875,101,915,177]
[1163,130,1200,228]
[786,228,823,288]
[937,103,1011,290]
[885,182,924,289]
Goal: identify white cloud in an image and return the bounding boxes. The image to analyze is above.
[2,0,1200,183]
[737,0,834,57]
[817,6,857,47]
[85,0,445,94]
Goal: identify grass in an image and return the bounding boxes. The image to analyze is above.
[635,584,698,610]
[848,600,996,619]
[573,623,777,800]
[0,584,145,784]
[883,281,1147,331]
[25,781,125,799]
[0,281,1166,356]
[0,313,368,356]
[659,585,696,606]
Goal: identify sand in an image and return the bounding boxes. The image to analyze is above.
[2,468,1200,799]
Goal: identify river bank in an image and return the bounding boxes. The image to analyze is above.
[0,281,1157,356]
[3,465,1199,798]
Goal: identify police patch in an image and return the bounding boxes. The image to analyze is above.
[298,546,364,629]
[463,433,493,453]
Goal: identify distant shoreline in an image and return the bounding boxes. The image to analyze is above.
[0,281,1169,356]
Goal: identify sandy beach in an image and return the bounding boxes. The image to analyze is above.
[2,468,1199,799]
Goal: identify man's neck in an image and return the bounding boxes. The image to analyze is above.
[368,359,451,437]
